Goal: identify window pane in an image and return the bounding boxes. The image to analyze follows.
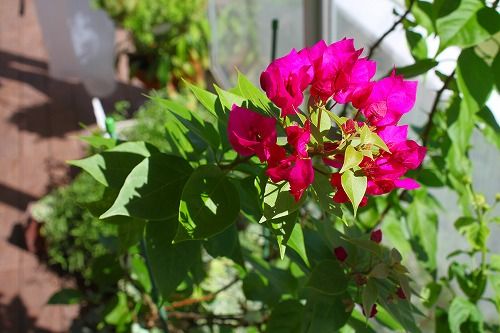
[209,0,304,86]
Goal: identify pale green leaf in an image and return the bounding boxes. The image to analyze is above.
[437,0,500,52]
[448,297,484,333]
[341,170,367,216]
[340,145,364,173]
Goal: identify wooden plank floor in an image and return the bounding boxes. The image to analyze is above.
[0,1,146,331]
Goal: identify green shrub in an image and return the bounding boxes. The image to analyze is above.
[94,0,210,88]
[32,173,117,280]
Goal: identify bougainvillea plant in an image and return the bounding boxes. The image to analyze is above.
[67,38,425,332]
[235,39,426,214]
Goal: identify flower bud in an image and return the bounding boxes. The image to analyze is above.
[362,304,378,318]
[341,119,356,134]
[334,246,348,262]
[354,273,367,286]
[396,287,406,299]
[474,194,486,207]
[495,193,500,202]
[370,229,382,243]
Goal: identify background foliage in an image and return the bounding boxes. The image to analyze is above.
[94,0,210,89]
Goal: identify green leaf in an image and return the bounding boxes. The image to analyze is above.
[359,125,389,152]
[287,223,310,267]
[449,263,487,302]
[266,211,299,259]
[104,292,132,326]
[175,165,240,241]
[436,0,500,52]
[306,260,348,295]
[407,189,438,272]
[311,171,339,215]
[325,109,349,128]
[457,48,494,112]
[490,273,500,314]
[376,281,421,333]
[69,142,158,188]
[394,59,438,78]
[370,263,390,279]
[305,291,352,333]
[421,281,442,308]
[446,98,473,179]
[232,176,262,223]
[492,52,500,91]
[130,254,151,293]
[237,70,280,118]
[101,154,193,220]
[185,81,218,117]
[260,181,301,223]
[47,288,82,305]
[341,170,367,216]
[436,307,453,333]
[144,219,200,299]
[343,237,382,256]
[214,84,246,111]
[475,106,500,150]
[410,0,434,34]
[204,224,244,266]
[382,213,413,258]
[448,297,484,333]
[347,314,377,333]
[117,219,146,252]
[362,279,378,319]
[80,135,117,150]
[266,299,305,333]
[406,30,428,60]
[454,217,489,250]
[340,145,363,173]
[374,305,405,331]
[490,254,500,272]
[242,271,280,306]
[158,98,220,150]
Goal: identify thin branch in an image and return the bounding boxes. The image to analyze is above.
[493,0,499,9]
[165,277,239,311]
[219,155,251,171]
[421,70,455,147]
[367,0,416,59]
[168,311,267,328]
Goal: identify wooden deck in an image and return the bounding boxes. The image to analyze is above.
[0,1,146,331]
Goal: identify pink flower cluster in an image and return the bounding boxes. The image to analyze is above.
[227,39,425,207]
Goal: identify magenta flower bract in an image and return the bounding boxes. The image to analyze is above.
[227,104,277,162]
[260,49,313,117]
[334,58,376,106]
[370,229,382,243]
[334,246,348,262]
[361,125,426,196]
[307,39,363,102]
[360,71,417,127]
[286,121,311,158]
[288,157,314,201]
